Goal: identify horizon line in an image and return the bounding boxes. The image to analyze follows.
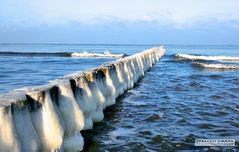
[0,43,239,46]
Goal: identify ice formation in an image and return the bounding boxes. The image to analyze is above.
[0,46,165,152]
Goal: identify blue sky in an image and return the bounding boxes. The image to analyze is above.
[0,0,239,44]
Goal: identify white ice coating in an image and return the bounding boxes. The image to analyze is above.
[175,54,239,62]
[192,62,239,70]
[0,46,165,152]
[71,51,127,58]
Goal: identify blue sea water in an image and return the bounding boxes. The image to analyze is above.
[0,44,155,93]
[0,44,239,151]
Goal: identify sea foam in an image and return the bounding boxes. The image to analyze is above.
[192,62,239,70]
[71,51,127,58]
[175,54,239,62]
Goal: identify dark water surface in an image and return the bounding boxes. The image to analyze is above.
[0,44,239,151]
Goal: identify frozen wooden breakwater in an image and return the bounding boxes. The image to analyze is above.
[0,46,165,152]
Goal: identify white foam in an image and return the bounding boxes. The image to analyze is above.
[71,51,126,58]
[175,54,239,62]
[193,62,239,70]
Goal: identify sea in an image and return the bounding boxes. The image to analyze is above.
[0,44,238,151]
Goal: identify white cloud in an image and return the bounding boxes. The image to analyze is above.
[1,0,239,27]
[140,15,155,22]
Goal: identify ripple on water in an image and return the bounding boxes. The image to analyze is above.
[208,74,223,79]
[174,134,200,150]
[174,84,186,92]
[189,81,202,88]
[189,74,204,80]
[216,110,229,116]
[138,130,154,137]
[228,87,239,94]
[176,118,191,126]
[230,121,239,128]
[81,55,239,151]
[143,113,164,122]
[147,135,174,151]
[196,123,219,129]
[224,78,239,85]
[209,95,223,100]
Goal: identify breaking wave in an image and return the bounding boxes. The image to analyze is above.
[0,51,127,58]
[192,62,239,70]
[71,51,127,58]
[175,54,239,62]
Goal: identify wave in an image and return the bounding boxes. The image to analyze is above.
[0,51,128,58]
[0,52,72,57]
[71,51,127,58]
[192,62,239,70]
[175,54,239,62]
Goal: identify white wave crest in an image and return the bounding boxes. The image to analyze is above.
[71,51,126,58]
[175,54,239,62]
[193,62,239,70]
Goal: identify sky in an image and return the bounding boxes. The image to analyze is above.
[0,0,239,44]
